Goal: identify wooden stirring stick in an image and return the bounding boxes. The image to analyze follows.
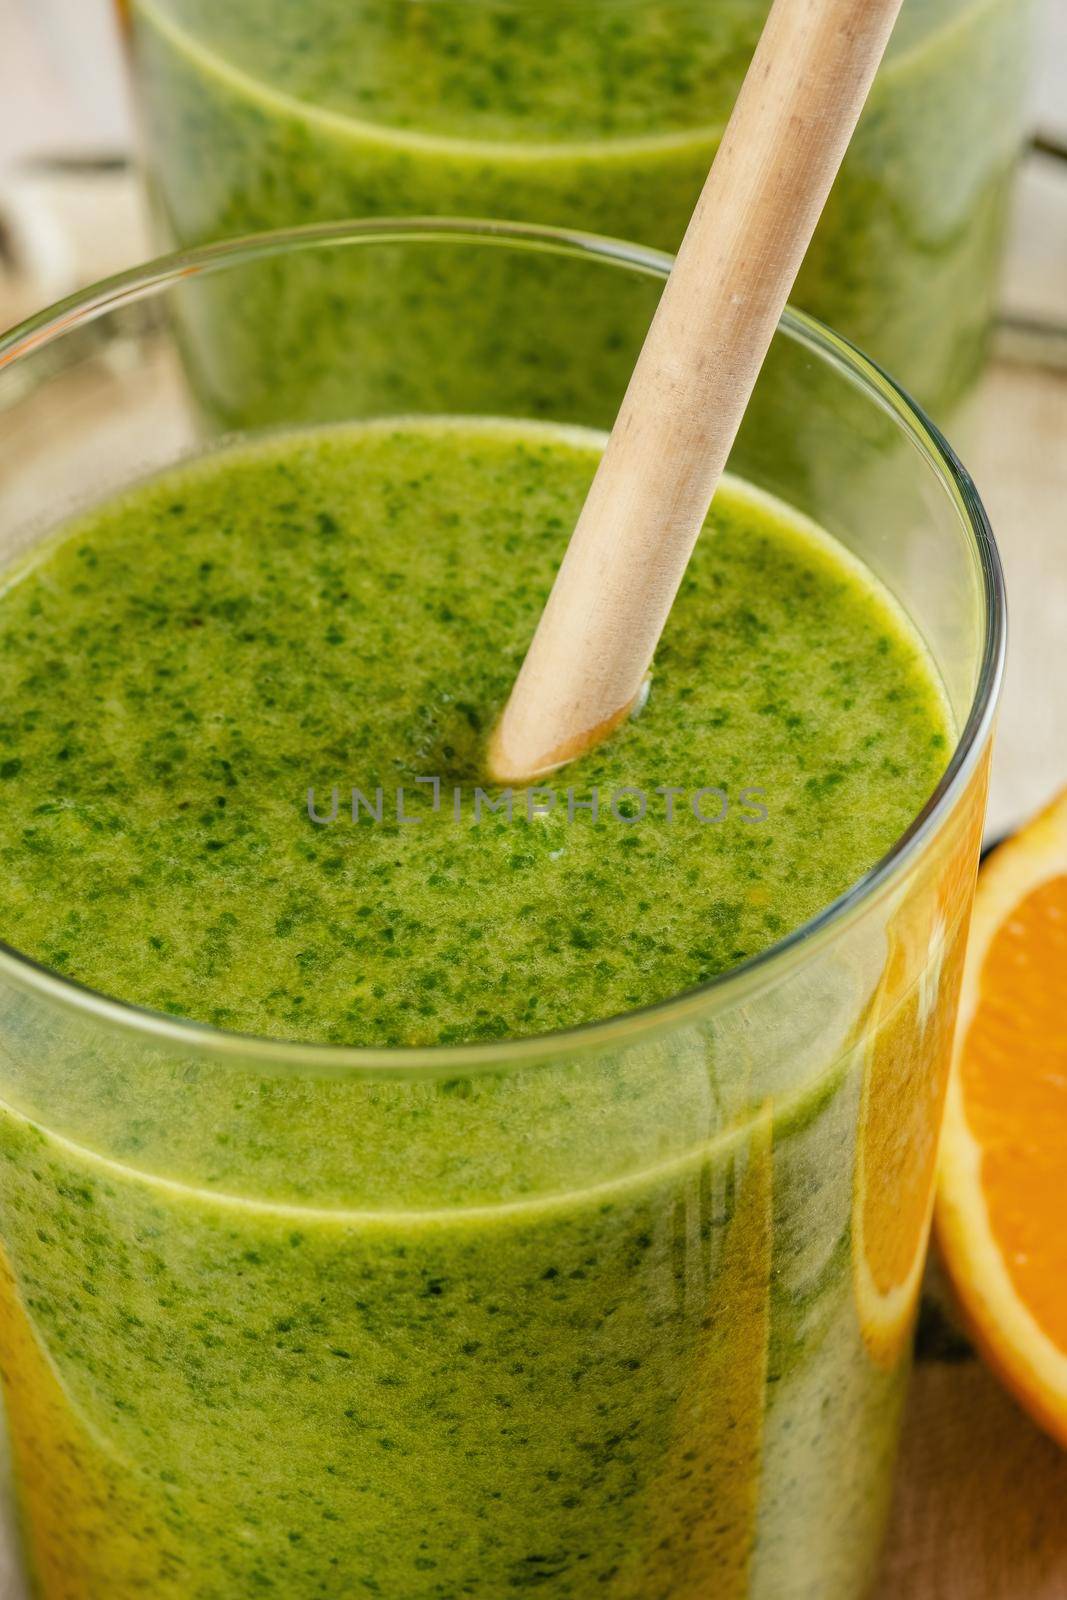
[488,0,904,785]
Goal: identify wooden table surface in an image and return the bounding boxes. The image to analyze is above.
[870,1252,1067,1599]
[877,1355,1067,1598]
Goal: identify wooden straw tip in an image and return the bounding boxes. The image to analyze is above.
[486,696,640,788]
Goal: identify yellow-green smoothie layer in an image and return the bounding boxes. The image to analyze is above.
[0,419,953,1599]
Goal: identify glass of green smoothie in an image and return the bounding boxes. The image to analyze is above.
[122,0,1032,421]
[0,222,1002,1599]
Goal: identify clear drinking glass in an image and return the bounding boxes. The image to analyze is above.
[0,223,1002,1599]
[120,0,1033,419]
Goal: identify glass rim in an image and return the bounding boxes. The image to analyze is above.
[0,216,1006,1075]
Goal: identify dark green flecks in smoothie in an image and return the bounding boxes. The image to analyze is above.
[0,419,949,1046]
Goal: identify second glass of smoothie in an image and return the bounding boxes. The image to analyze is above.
[124,0,1032,422]
[0,224,1002,1599]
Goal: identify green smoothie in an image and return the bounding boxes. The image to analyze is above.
[0,419,958,1597]
[126,0,1029,427]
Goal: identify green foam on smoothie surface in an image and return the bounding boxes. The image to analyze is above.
[0,419,949,1047]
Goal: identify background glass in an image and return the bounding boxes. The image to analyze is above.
[122,0,1033,421]
[0,223,1001,1598]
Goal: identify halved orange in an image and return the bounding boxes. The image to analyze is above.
[852,763,988,1370]
[853,884,971,1368]
[937,785,1067,1445]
